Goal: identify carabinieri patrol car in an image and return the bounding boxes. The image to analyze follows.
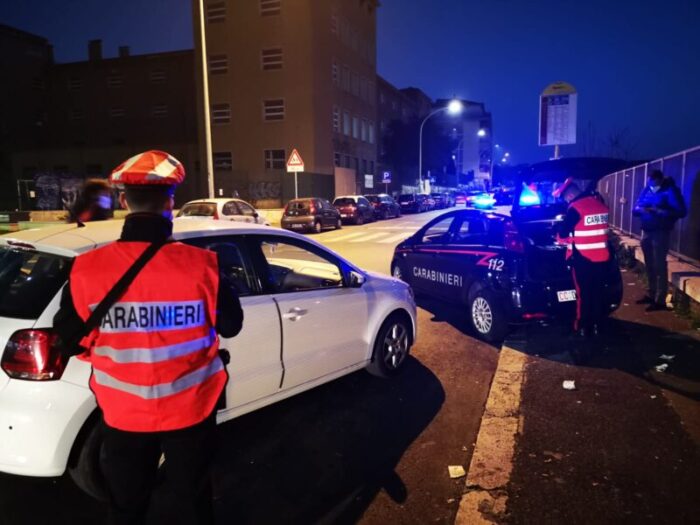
[391,208,623,341]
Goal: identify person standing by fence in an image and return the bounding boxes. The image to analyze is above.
[633,170,687,311]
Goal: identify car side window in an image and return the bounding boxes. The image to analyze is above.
[256,237,344,293]
[222,201,239,216]
[237,202,256,216]
[421,216,455,244]
[359,197,370,207]
[182,237,256,296]
[454,218,488,244]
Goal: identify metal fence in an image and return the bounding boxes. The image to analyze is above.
[598,145,700,265]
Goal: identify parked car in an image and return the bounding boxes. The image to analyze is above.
[365,194,401,220]
[398,193,427,213]
[0,219,416,498]
[391,209,621,342]
[431,193,447,209]
[177,198,270,225]
[421,194,436,211]
[333,196,375,225]
[443,192,456,208]
[281,198,341,233]
[493,187,515,206]
[452,191,467,206]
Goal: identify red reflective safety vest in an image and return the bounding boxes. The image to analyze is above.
[566,196,611,263]
[70,241,225,432]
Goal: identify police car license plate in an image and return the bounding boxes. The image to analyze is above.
[557,290,577,302]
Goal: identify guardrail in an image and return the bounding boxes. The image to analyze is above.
[598,145,700,265]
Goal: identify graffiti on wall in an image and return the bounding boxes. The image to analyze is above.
[248,181,281,200]
[33,173,85,210]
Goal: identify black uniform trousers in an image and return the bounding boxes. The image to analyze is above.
[570,254,608,332]
[100,412,216,525]
[640,229,671,305]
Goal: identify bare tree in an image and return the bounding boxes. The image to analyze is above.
[604,127,639,160]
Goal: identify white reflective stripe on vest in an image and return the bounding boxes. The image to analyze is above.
[573,228,608,237]
[93,358,224,399]
[93,333,215,364]
[574,242,608,250]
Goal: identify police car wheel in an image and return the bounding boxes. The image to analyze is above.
[469,289,507,342]
[313,221,322,234]
[68,416,108,501]
[367,313,412,377]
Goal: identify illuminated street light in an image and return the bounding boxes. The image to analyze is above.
[418,98,464,191]
[477,128,487,137]
[504,152,510,158]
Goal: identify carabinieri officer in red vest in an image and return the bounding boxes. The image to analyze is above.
[53,150,243,524]
[554,178,612,339]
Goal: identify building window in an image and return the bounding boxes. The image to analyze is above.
[261,48,283,70]
[109,107,125,118]
[263,99,285,121]
[334,152,341,167]
[342,65,351,92]
[260,0,281,16]
[151,104,168,118]
[343,111,351,136]
[379,92,386,105]
[206,2,226,23]
[359,77,367,101]
[209,54,228,74]
[213,152,233,171]
[69,109,84,120]
[264,149,286,169]
[332,59,339,86]
[150,70,167,83]
[68,77,83,91]
[362,159,368,175]
[361,119,368,142]
[344,155,351,168]
[107,73,123,88]
[211,103,231,124]
[369,160,375,174]
[369,122,375,144]
[352,116,360,139]
[331,14,338,35]
[332,105,341,133]
[368,81,375,105]
[351,72,360,97]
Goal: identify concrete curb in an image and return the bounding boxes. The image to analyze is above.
[455,346,527,524]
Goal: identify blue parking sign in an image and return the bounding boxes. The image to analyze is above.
[382,171,392,184]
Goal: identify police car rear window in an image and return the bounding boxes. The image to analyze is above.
[0,247,71,319]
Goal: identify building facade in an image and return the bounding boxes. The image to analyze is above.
[194,0,379,205]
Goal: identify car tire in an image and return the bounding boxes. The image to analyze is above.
[382,210,389,220]
[313,221,322,234]
[68,416,108,501]
[468,288,508,343]
[366,313,412,378]
[335,217,342,230]
[356,215,364,225]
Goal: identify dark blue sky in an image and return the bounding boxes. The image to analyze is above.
[3,0,699,164]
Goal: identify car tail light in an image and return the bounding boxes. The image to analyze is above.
[309,202,317,214]
[504,222,525,253]
[1,329,67,381]
[522,313,548,320]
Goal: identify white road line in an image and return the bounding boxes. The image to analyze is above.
[322,232,367,242]
[368,226,422,231]
[349,232,390,243]
[378,233,412,244]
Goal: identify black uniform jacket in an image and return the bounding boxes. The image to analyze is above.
[53,213,244,357]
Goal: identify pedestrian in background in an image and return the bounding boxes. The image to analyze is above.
[67,178,114,223]
[54,150,243,524]
[633,170,687,311]
[555,178,612,339]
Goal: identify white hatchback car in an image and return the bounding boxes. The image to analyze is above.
[176,198,270,225]
[0,220,415,498]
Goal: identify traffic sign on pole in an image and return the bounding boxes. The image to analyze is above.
[286,149,305,199]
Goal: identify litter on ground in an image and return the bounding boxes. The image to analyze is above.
[448,465,466,479]
[562,380,576,390]
[659,354,675,361]
[655,364,669,373]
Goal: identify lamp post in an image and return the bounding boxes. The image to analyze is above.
[418,99,463,193]
[197,0,215,198]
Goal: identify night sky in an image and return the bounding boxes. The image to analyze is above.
[2,0,699,164]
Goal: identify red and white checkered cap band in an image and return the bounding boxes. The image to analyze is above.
[110,150,185,186]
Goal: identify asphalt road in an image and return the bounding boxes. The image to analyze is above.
[0,208,500,525]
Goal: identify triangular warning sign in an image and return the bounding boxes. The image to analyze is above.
[287,149,304,168]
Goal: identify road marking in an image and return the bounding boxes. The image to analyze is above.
[378,233,412,244]
[323,232,368,242]
[348,232,389,243]
[368,225,423,231]
[455,346,527,525]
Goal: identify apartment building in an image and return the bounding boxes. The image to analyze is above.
[195,0,379,204]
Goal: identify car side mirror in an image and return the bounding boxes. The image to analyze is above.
[348,270,366,288]
[253,212,259,218]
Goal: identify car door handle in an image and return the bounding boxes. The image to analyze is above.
[282,307,308,321]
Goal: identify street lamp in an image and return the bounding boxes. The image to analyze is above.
[477,128,487,138]
[419,99,463,192]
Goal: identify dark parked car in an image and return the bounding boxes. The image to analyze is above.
[398,193,428,213]
[431,193,448,209]
[391,209,622,342]
[366,194,401,220]
[333,196,375,225]
[281,198,342,233]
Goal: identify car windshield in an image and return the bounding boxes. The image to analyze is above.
[0,246,72,319]
[398,195,414,202]
[333,198,356,205]
[365,196,380,203]
[178,202,217,217]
